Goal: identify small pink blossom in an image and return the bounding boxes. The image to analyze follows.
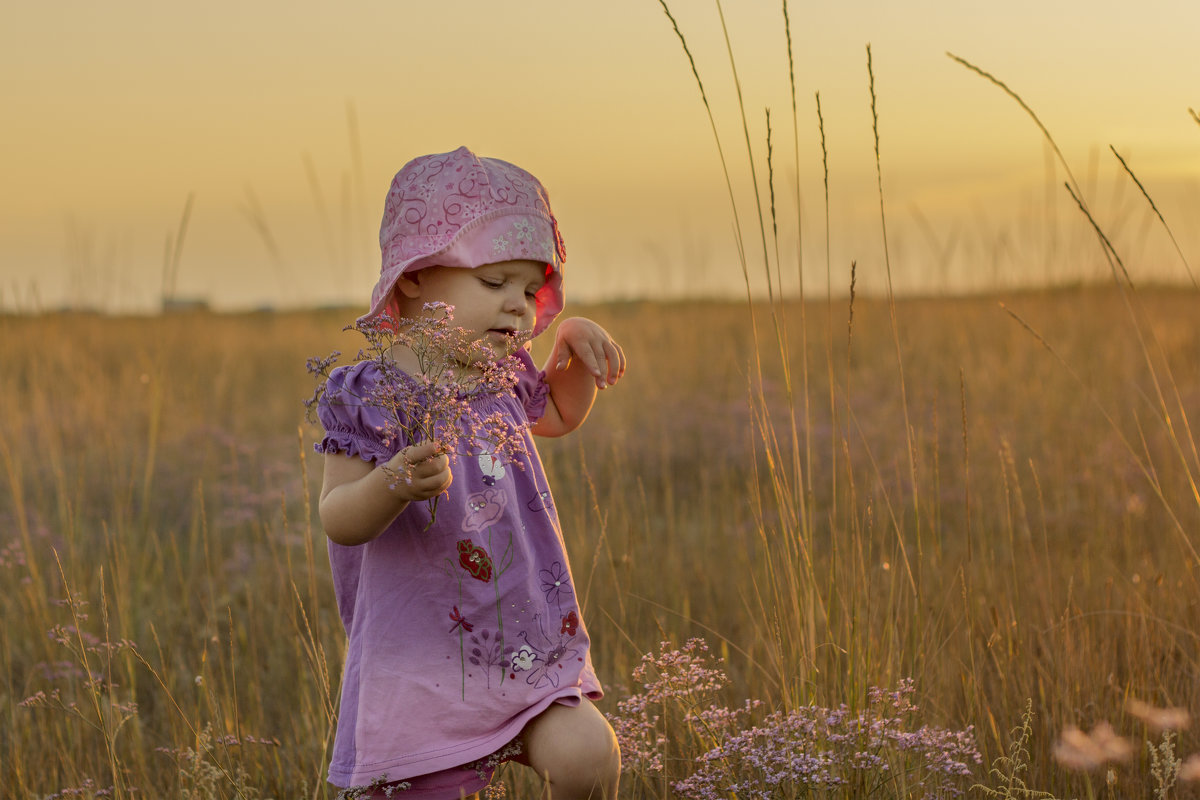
[1052,722,1133,771]
[1126,697,1191,732]
[307,303,531,523]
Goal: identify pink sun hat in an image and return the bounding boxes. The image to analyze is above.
[361,146,567,336]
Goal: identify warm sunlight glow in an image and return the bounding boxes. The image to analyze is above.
[2,1,1198,311]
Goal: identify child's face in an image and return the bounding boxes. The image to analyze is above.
[400,259,547,358]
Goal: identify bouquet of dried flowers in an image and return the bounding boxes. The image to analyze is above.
[307,302,530,524]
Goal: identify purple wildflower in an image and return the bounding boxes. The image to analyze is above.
[307,303,531,522]
[607,640,981,798]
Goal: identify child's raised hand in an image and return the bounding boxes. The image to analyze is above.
[548,317,626,389]
[387,441,453,501]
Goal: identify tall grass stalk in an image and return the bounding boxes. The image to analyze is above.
[867,44,919,596]
[656,0,825,706]
[1107,145,1197,289]
[160,192,195,306]
[946,53,1085,202]
[953,52,1200,567]
[781,0,816,508]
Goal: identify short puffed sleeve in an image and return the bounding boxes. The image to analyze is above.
[512,346,550,423]
[313,362,402,465]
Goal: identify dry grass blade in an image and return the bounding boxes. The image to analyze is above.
[947,52,1084,202]
[654,0,751,301]
[999,300,1200,565]
[868,44,921,584]
[1109,145,1197,289]
[161,192,195,305]
[715,0,773,300]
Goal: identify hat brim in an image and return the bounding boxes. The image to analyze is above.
[360,208,565,337]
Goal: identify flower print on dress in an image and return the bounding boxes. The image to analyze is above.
[510,645,537,672]
[560,610,578,637]
[478,453,506,486]
[462,489,506,534]
[467,628,515,689]
[457,539,494,583]
[526,489,553,514]
[539,561,573,606]
[513,623,580,691]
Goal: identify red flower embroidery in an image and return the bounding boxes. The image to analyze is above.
[457,539,493,583]
[560,610,578,636]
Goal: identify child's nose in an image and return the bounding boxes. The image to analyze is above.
[503,288,527,314]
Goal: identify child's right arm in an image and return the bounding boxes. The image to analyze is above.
[318,441,452,546]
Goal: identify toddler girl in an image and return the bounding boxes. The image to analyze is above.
[314,147,624,799]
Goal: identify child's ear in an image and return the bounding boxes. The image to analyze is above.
[394,274,421,299]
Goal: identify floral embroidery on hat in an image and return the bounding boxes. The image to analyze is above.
[513,218,535,242]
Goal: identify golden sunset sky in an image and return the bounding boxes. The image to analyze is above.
[2,1,1198,312]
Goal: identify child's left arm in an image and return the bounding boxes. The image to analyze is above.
[532,317,625,438]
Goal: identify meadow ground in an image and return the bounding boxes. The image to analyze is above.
[2,287,1199,798]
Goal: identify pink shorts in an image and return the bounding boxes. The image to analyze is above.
[349,764,492,799]
[339,733,524,798]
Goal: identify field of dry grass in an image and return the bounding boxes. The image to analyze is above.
[2,285,1198,798]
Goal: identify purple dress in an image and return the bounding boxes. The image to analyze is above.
[315,347,602,790]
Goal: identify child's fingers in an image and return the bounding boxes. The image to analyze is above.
[551,338,570,372]
[602,339,626,384]
[583,337,625,387]
[403,441,442,464]
[397,451,451,499]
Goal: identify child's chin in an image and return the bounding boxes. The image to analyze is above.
[483,332,522,355]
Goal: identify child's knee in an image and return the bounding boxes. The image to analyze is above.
[567,717,620,783]
[524,700,621,797]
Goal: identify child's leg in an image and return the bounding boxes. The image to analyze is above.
[517,697,620,800]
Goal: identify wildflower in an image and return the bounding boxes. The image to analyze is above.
[464,737,524,781]
[307,303,530,524]
[607,640,980,797]
[1126,697,1191,732]
[1052,722,1133,770]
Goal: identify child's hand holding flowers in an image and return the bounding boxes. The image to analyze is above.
[307,302,530,525]
[384,441,452,502]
